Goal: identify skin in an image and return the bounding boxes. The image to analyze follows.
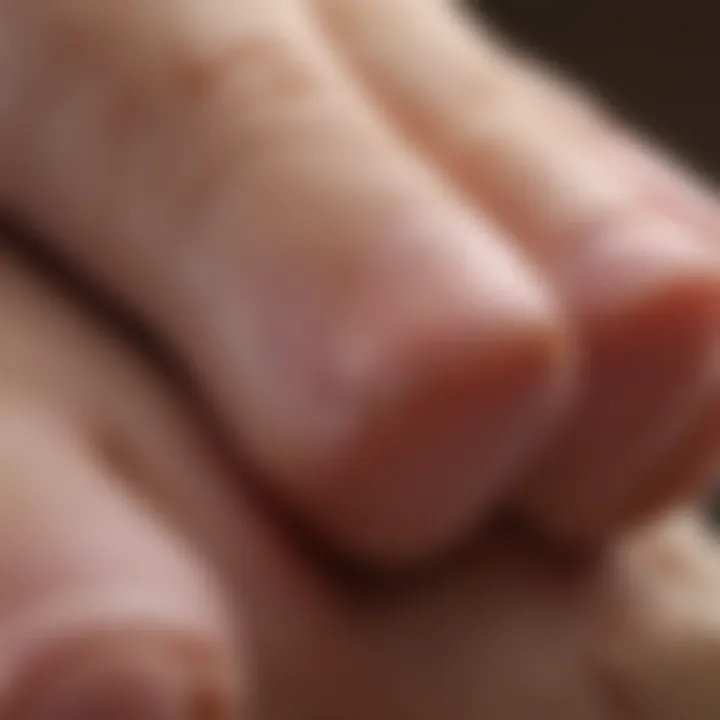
[3,241,720,720]
[0,0,719,717]
[0,0,719,562]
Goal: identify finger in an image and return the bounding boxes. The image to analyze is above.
[0,238,257,581]
[315,0,720,540]
[623,376,720,529]
[0,0,572,562]
[530,370,720,540]
[0,398,237,720]
[612,133,720,242]
[596,512,720,720]
[0,237,379,720]
[0,240,600,719]
[237,503,720,720]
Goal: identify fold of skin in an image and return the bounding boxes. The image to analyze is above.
[2,242,720,719]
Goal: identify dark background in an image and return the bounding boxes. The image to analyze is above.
[470,0,720,179]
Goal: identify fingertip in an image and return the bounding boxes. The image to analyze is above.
[287,251,575,564]
[0,401,242,720]
[4,627,238,720]
[521,216,720,542]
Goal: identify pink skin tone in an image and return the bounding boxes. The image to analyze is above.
[2,245,720,720]
[1,0,719,562]
[0,0,719,717]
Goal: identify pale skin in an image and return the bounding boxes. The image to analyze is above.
[4,243,720,720]
[1,0,720,718]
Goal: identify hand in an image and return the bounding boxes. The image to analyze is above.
[0,0,718,564]
[1,241,719,720]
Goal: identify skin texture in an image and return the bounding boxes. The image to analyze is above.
[0,0,718,562]
[0,0,719,717]
[2,241,720,720]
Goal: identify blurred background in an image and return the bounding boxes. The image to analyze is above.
[470,0,720,179]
